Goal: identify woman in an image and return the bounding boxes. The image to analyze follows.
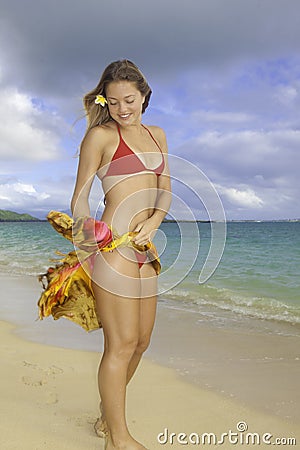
[71,60,171,450]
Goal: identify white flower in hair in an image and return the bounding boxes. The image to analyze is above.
[95,95,107,106]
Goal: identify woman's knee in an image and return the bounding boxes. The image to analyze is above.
[107,336,140,361]
[135,334,151,355]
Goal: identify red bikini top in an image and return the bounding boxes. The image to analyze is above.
[102,123,165,179]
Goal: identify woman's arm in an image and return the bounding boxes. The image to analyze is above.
[70,127,104,219]
[133,127,172,244]
[150,127,172,227]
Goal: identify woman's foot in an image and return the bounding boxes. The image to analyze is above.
[105,433,148,450]
[94,416,108,438]
[94,401,108,438]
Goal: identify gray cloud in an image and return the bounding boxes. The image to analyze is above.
[172,128,300,220]
[1,0,300,98]
[0,85,67,162]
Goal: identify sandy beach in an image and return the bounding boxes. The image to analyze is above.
[1,275,299,449]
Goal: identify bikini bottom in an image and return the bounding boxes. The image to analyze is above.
[37,211,161,332]
[135,250,147,268]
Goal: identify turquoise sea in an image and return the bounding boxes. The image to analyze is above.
[0,220,299,332]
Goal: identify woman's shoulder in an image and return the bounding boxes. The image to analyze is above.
[144,124,164,133]
[89,121,116,136]
[83,121,116,144]
[144,124,167,150]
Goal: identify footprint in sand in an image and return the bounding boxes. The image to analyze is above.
[22,361,64,377]
[21,361,65,406]
[23,361,39,370]
[21,362,48,386]
[46,365,64,376]
[21,375,47,386]
[21,361,64,384]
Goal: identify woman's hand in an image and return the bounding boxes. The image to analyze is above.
[133,217,159,246]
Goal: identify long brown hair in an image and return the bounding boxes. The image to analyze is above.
[82,60,152,138]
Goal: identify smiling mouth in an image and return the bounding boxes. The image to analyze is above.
[119,114,130,119]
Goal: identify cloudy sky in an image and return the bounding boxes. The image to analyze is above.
[0,0,300,220]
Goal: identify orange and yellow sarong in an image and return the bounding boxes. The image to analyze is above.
[37,211,161,332]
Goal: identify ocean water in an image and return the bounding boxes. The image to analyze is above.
[159,221,300,330]
[0,220,299,331]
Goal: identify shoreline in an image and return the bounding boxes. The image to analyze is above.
[1,274,300,444]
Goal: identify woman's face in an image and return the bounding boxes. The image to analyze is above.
[106,81,145,127]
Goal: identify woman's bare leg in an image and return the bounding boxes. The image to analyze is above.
[95,292,157,437]
[92,250,149,449]
[126,261,158,382]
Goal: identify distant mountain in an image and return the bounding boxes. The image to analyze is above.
[0,209,41,222]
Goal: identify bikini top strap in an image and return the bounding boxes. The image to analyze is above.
[116,122,122,139]
[141,124,162,150]
[116,122,161,151]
